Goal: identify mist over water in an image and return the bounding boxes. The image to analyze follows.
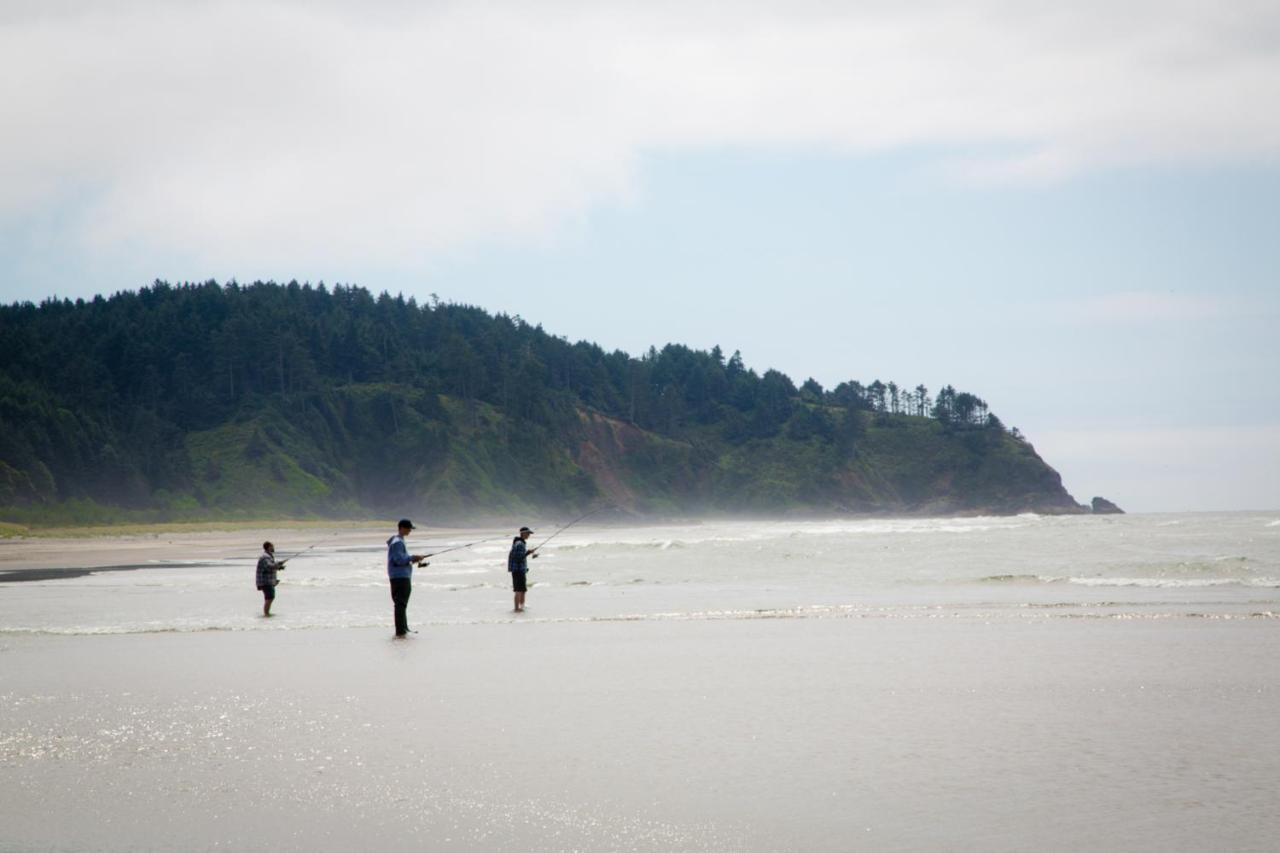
[1,512,1276,635]
[2,513,1278,852]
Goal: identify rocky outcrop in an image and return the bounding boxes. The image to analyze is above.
[1090,496,1124,514]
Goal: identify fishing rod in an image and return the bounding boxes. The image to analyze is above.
[528,504,615,556]
[275,532,340,563]
[422,536,504,560]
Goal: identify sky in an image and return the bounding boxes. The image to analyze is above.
[1,0,1278,512]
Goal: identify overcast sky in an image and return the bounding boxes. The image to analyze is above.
[2,1,1278,512]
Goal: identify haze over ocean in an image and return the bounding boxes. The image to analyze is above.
[2,514,1278,851]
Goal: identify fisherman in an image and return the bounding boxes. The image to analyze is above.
[508,526,538,612]
[256,541,286,617]
[387,518,428,637]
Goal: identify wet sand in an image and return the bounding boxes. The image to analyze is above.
[0,525,482,576]
[3,616,1279,852]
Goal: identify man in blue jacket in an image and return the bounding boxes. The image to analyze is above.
[387,518,427,637]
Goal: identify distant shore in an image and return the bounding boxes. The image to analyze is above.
[0,522,496,573]
[0,501,1111,542]
[0,518,390,540]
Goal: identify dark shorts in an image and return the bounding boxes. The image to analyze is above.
[511,571,527,593]
[258,584,276,601]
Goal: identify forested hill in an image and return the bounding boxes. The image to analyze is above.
[0,281,1082,524]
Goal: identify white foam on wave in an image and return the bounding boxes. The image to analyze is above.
[979,574,1047,584]
[1267,520,1280,528]
[422,566,492,576]
[1063,576,1279,589]
[283,577,385,589]
[443,604,1280,626]
[550,516,1043,552]
[416,581,495,591]
[980,573,1279,589]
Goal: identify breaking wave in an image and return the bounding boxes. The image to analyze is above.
[980,573,1278,589]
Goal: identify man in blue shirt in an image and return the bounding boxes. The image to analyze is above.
[387,519,427,637]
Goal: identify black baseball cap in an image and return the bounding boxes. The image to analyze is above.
[519,526,533,534]
[398,518,415,529]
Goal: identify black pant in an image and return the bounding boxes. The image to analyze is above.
[390,577,412,635]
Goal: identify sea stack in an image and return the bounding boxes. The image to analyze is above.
[1090,496,1124,514]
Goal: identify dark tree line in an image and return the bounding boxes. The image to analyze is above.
[0,280,1010,509]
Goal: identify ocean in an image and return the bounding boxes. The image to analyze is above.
[1,512,1278,851]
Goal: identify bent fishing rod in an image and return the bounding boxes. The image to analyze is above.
[528,504,615,557]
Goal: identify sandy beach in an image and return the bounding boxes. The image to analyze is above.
[0,525,441,572]
[2,515,1278,851]
[4,618,1278,852]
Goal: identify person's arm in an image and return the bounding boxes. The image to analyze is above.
[389,538,413,568]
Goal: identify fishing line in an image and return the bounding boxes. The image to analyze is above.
[275,531,341,563]
[422,536,504,559]
[529,504,616,555]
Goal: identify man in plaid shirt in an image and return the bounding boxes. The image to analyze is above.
[256,541,287,617]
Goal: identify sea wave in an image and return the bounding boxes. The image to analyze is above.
[532,516,1051,552]
[980,573,1278,589]
[1064,576,1279,588]
[552,539,712,553]
[435,606,1280,625]
[7,600,1277,635]
[979,574,1045,584]
[416,581,496,591]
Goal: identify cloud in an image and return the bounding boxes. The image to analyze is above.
[2,0,1279,270]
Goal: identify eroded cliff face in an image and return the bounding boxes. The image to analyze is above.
[571,410,699,510]
[568,408,1082,517]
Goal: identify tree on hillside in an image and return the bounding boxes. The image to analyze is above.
[914,384,930,417]
[0,280,1018,516]
[868,380,887,413]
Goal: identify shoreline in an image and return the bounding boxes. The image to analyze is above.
[0,523,496,572]
[0,506,1182,542]
[0,517,391,540]
[0,499,1159,541]
[1,509,1272,573]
